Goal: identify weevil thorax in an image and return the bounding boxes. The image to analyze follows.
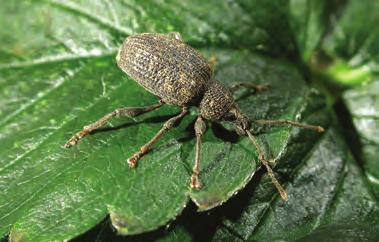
[199,81,234,121]
[199,80,251,135]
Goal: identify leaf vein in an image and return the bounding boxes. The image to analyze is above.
[49,0,132,36]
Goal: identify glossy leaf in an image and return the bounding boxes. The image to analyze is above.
[148,125,379,242]
[212,126,379,241]
[0,0,326,241]
[289,0,338,62]
[322,0,379,85]
[344,80,379,198]
[1,0,379,242]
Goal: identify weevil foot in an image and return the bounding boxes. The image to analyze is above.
[127,154,139,168]
[64,130,88,148]
[128,145,149,168]
[127,146,149,167]
[255,84,271,92]
[64,139,76,148]
[316,126,325,133]
[190,174,202,189]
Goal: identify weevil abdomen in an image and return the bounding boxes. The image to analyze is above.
[116,33,212,106]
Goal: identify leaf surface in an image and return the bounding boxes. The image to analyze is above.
[344,80,379,198]
[322,0,379,85]
[1,1,378,242]
[0,0,326,241]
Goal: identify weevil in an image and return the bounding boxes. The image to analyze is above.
[64,32,324,201]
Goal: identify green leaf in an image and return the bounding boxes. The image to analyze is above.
[289,0,337,62]
[151,125,379,242]
[344,80,379,198]
[81,122,379,242]
[2,1,378,242]
[234,0,296,55]
[0,0,325,241]
[322,0,379,86]
[212,126,379,241]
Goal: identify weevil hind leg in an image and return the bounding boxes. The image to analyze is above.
[64,100,165,148]
[208,55,218,73]
[191,116,206,189]
[167,32,183,41]
[127,107,189,167]
[230,82,270,94]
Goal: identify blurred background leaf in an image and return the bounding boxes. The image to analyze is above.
[321,0,379,86]
[343,81,379,199]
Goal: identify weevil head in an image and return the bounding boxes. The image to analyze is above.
[228,107,251,135]
[199,81,251,135]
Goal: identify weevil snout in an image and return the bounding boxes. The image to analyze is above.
[226,107,251,136]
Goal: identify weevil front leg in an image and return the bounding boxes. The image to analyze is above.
[191,116,206,189]
[245,130,288,201]
[64,100,164,148]
[127,107,189,167]
[230,82,270,94]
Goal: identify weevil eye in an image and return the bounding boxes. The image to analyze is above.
[221,112,236,122]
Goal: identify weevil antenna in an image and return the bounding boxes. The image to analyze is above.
[245,129,289,201]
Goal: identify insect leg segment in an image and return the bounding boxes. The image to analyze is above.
[230,82,270,94]
[254,119,324,133]
[245,130,289,201]
[191,116,206,189]
[208,56,218,73]
[127,107,189,167]
[64,100,165,148]
[166,32,183,41]
[114,100,165,117]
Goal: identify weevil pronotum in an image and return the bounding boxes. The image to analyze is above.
[64,32,324,201]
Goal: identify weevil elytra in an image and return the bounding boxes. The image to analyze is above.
[64,32,324,201]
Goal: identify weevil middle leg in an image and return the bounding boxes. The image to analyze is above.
[64,100,164,148]
[230,82,270,94]
[127,107,189,167]
[191,116,206,189]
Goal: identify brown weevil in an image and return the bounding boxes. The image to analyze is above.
[64,32,324,201]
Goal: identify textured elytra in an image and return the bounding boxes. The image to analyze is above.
[116,33,212,106]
